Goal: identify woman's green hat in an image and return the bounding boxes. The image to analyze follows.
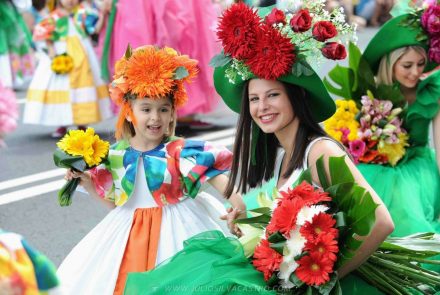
[213,64,335,123]
[363,14,432,73]
[211,3,356,123]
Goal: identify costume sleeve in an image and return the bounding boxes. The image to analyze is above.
[89,164,115,202]
[178,140,232,198]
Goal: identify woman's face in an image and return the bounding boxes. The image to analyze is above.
[248,79,295,134]
[128,97,174,147]
[393,48,426,89]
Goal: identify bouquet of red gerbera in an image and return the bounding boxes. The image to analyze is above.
[237,156,440,294]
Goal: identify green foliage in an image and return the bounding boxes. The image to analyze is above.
[209,51,232,68]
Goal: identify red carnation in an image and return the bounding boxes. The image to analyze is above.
[290,9,312,32]
[421,5,440,36]
[304,232,339,262]
[296,252,334,286]
[247,25,295,80]
[321,42,347,60]
[253,239,283,281]
[217,3,262,59]
[429,37,440,63]
[280,181,331,205]
[265,8,286,26]
[267,197,304,237]
[312,21,338,42]
[300,212,337,243]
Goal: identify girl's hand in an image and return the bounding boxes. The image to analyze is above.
[65,169,94,191]
[220,207,245,237]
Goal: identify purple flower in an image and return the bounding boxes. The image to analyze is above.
[348,140,366,159]
[421,5,440,36]
[429,37,440,63]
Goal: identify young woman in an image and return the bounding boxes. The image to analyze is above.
[121,4,395,294]
[354,13,440,238]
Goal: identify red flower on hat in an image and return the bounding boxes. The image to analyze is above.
[247,25,296,80]
[312,21,338,42]
[217,3,261,59]
[253,239,283,281]
[296,252,334,286]
[321,42,347,60]
[429,36,440,63]
[265,8,286,26]
[421,4,440,36]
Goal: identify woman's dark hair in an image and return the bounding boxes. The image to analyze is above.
[224,80,328,197]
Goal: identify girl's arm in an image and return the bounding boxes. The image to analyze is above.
[433,101,440,172]
[93,0,111,33]
[65,169,115,208]
[208,174,247,235]
[308,139,394,278]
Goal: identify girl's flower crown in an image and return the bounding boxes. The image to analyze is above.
[211,1,356,83]
[109,45,199,109]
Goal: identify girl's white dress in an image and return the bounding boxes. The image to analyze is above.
[23,7,112,126]
[57,138,232,294]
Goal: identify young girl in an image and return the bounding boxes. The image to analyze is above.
[58,45,246,294]
[23,0,112,138]
[122,4,394,294]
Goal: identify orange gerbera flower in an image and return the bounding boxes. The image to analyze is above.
[125,47,177,98]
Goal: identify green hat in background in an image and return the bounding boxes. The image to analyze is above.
[363,14,433,73]
[211,3,351,123]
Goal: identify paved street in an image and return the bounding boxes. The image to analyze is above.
[0,28,377,266]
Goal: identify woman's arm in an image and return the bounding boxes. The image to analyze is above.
[308,139,394,278]
[65,169,115,208]
[433,102,440,172]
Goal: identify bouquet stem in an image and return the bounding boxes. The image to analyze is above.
[58,178,80,206]
[374,253,440,265]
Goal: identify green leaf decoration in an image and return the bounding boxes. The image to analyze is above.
[268,232,286,243]
[376,83,405,108]
[249,207,272,216]
[209,52,232,68]
[290,273,305,288]
[323,65,356,99]
[173,66,189,80]
[270,241,286,255]
[234,214,271,225]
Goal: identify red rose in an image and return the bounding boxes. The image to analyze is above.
[265,8,286,26]
[421,5,440,36]
[429,37,440,63]
[289,9,312,32]
[321,42,347,60]
[312,21,338,42]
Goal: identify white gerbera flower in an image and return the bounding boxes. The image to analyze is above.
[296,204,328,226]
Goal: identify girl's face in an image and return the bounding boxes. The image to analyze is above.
[248,79,295,134]
[59,0,80,11]
[393,48,426,89]
[128,97,174,148]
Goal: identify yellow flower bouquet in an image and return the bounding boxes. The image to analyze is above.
[53,128,109,206]
[51,53,74,75]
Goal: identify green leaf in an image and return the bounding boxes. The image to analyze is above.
[234,214,271,225]
[124,44,132,59]
[173,66,189,80]
[329,156,354,184]
[249,207,272,215]
[323,65,355,99]
[290,273,305,288]
[299,60,314,76]
[209,52,232,68]
[376,83,405,107]
[57,178,80,206]
[330,280,342,295]
[270,241,286,255]
[316,272,339,295]
[316,155,330,189]
[268,232,286,243]
[53,149,88,172]
[294,168,312,186]
[348,42,362,91]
